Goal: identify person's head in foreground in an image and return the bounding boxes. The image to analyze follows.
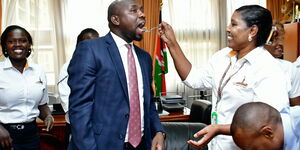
[231,102,284,150]
[227,5,272,51]
[108,0,145,43]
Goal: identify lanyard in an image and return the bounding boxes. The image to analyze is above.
[215,61,246,111]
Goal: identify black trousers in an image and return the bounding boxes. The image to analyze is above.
[2,121,40,150]
[65,123,71,148]
[123,136,146,150]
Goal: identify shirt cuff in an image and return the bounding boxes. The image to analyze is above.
[182,67,196,88]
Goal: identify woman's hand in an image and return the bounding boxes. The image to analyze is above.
[187,124,231,149]
[38,104,54,131]
[158,22,178,48]
[0,124,12,150]
[158,21,192,80]
[44,115,54,131]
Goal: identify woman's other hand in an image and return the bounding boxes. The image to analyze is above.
[44,115,54,131]
[187,124,231,149]
[0,124,12,150]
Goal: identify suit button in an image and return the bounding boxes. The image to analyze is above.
[119,134,123,139]
[125,114,129,118]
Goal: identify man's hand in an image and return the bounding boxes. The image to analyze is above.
[44,115,54,131]
[0,124,12,150]
[151,132,165,150]
[187,124,230,149]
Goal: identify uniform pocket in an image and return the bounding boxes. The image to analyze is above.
[0,86,7,106]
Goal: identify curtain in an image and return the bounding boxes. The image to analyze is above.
[162,0,226,104]
[266,0,287,23]
[55,0,114,62]
[227,0,266,25]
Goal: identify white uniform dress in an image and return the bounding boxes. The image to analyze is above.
[276,59,300,99]
[58,60,70,123]
[183,47,289,150]
[0,58,49,124]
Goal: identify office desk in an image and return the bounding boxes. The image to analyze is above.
[37,108,190,149]
[37,108,191,126]
[38,107,191,125]
[159,107,190,122]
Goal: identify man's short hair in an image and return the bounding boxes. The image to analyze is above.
[231,102,281,136]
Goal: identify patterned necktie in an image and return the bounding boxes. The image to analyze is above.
[125,44,141,148]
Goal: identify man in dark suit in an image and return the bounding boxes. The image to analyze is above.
[67,0,165,150]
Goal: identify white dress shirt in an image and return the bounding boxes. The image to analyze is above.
[183,46,289,150]
[0,58,49,123]
[276,59,300,98]
[281,106,300,150]
[110,32,144,142]
[58,60,70,123]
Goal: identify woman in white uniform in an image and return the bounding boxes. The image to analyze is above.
[0,25,54,150]
[264,22,300,106]
[159,5,289,150]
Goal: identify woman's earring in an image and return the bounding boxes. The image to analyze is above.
[4,50,7,55]
[248,36,252,42]
[28,50,31,53]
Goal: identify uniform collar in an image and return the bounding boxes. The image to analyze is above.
[3,57,32,70]
[227,46,265,65]
[227,49,246,65]
[243,46,265,65]
[227,50,237,57]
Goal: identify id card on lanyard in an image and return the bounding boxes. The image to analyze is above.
[211,60,246,124]
[211,112,218,124]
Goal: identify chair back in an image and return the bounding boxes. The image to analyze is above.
[189,100,212,125]
[162,122,208,150]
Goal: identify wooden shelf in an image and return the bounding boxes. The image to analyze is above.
[284,22,300,62]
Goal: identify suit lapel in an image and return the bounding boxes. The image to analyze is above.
[104,33,129,100]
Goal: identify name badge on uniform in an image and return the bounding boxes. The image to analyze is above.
[211,112,218,124]
[234,76,248,87]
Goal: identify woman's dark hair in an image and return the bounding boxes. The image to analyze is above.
[236,5,272,47]
[76,28,99,46]
[1,25,33,57]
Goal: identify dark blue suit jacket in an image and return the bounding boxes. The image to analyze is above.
[67,33,164,150]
